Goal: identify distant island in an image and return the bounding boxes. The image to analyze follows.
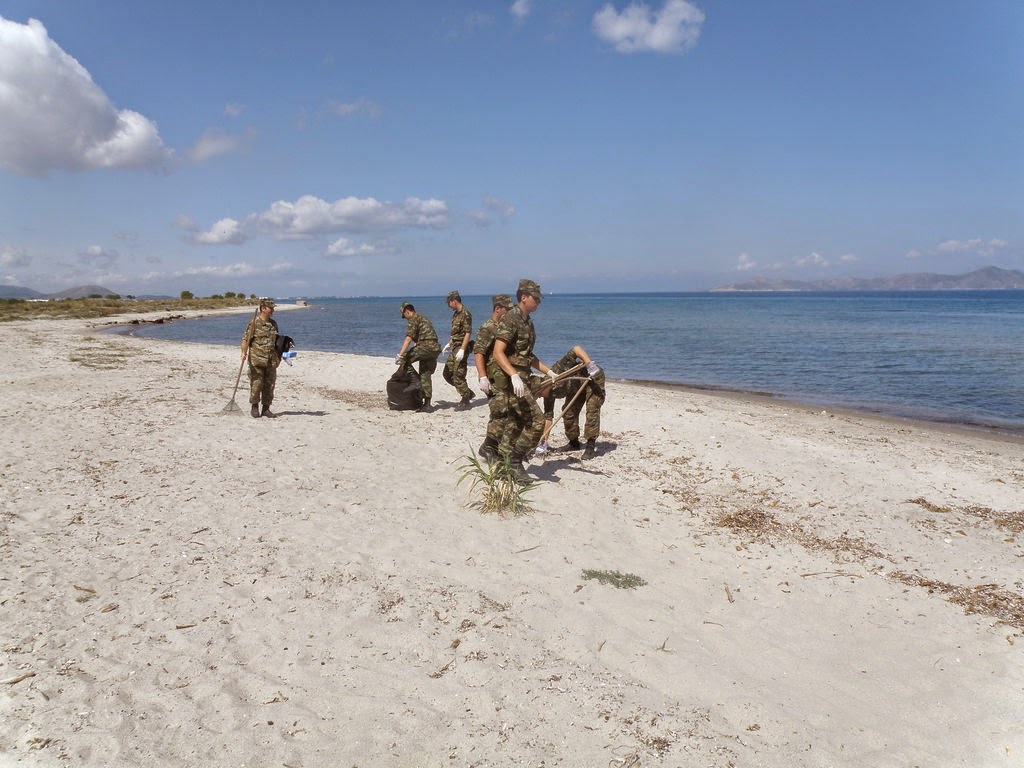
[715,266,1024,292]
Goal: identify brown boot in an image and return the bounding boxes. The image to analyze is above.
[582,440,597,459]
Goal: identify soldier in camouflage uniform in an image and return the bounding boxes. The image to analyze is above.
[240,298,280,418]
[395,301,441,412]
[473,293,515,462]
[540,344,606,459]
[441,290,474,410]
[491,279,556,483]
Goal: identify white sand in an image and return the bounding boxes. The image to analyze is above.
[2,307,1022,767]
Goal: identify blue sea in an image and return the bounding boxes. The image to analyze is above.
[123,291,1024,436]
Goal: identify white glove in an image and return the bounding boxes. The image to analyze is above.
[535,440,550,455]
[395,356,404,366]
[442,341,452,355]
[478,376,490,395]
[546,368,557,379]
[586,361,600,376]
[455,349,464,363]
[510,374,525,397]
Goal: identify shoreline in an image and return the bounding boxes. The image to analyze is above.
[104,304,1024,441]
[3,312,1023,765]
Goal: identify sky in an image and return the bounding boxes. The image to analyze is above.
[1,1,1022,297]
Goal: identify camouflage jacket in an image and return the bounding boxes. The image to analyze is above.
[243,315,279,366]
[493,306,535,371]
[405,312,441,352]
[449,307,473,348]
[550,348,605,396]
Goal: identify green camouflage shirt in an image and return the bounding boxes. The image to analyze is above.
[494,306,535,370]
[405,312,441,352]
[449,307,473,348]
[242,315,279,366]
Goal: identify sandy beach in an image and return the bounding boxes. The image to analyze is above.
[2,307,1022,768]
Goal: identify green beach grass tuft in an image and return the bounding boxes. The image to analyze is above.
[581,569,647,590]
[455,449,535,517]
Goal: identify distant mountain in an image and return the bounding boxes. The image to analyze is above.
[0,284,119,299]
[715,266,1024,292]
[49,284,118,299]
[0,285,45,299]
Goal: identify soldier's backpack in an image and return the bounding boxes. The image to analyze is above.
[387,368,424,410]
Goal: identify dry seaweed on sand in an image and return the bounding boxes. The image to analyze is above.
[890,570,1024,629]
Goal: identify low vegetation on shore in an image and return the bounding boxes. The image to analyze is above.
[0,295,254,322]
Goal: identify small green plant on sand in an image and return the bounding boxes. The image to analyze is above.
[455,449,536,516]
[581,569,647,590]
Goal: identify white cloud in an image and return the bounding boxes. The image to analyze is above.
[78,245,119,269]
[258,195,451,239]
[510,0,532,23]
[484,194,516,218]
[592,0,705,54]
[793,251,828,267]
[325,237,395,259]
[185,127,253,164]
[142,261,295,282]
[330,98,381,119]
[193,218,250,245]
[224,102,245,117]
[839,252,859,263]
[936,237,1007,257]
[0,245,29,268]
[470,194,517,227]
[0,16,171,175]
[907,237,1008,262]
[736,253,756,271]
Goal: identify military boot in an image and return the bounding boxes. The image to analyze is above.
[251,404,261,418]
[478,441,499,463]
[261,404,277,418]
[506,453,533,484]
[582,439,597,459]
[557,438,582,452]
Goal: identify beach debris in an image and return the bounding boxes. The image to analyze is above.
[73,584,96,603]
[3,671,37,685]
[890,570,1024,629]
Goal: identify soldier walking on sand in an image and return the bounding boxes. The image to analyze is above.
[442,290,475,410]
[474,293,515,462]
[491,279,556,483]
[240,298,280,418]
[395,301,442,413]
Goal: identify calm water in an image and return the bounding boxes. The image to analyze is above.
[123,291,1024,435]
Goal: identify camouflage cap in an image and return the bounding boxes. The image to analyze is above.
[259,297,276,308]
[517,279,542,299]
[400,301,414,315]
[492,293,514,309]
[446,290,461,303]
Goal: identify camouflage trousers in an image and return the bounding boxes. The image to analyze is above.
[248,357,277,407]
[502,390,545,459]
[402,347,439,403]
[561,382,604,442]
[442,353,472,399]
[483,389,509,454]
